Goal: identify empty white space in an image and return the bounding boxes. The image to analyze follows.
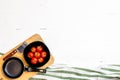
[0,0,120,68]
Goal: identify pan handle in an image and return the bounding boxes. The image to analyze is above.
[25,66,46,73]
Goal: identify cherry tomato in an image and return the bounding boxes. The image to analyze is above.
[36,46,43,52]
[31,47,36,52]
[31,57,38,64]
[38,57,44,63]
[41,51,47,58]
[27,52,34,58]
[34,52,41,58]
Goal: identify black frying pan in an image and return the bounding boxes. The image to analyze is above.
[3,57,24,78]
[3,57,46,78]
[23,41,50,67]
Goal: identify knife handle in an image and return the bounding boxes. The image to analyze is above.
[3,49,17,61]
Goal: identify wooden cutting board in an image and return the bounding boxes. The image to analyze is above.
[0,34,54,80]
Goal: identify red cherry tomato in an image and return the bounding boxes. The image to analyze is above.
[36,46,43,52]
[31,57,38,64]
[31,47,36,52]
[27,52,34,58]
[34,52,41,58]
[38,57,44,63]
[41,51,47,58]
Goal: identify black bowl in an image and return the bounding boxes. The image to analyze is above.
[23,41,50,67]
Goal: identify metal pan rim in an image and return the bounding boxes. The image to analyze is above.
[2,57,24,78]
